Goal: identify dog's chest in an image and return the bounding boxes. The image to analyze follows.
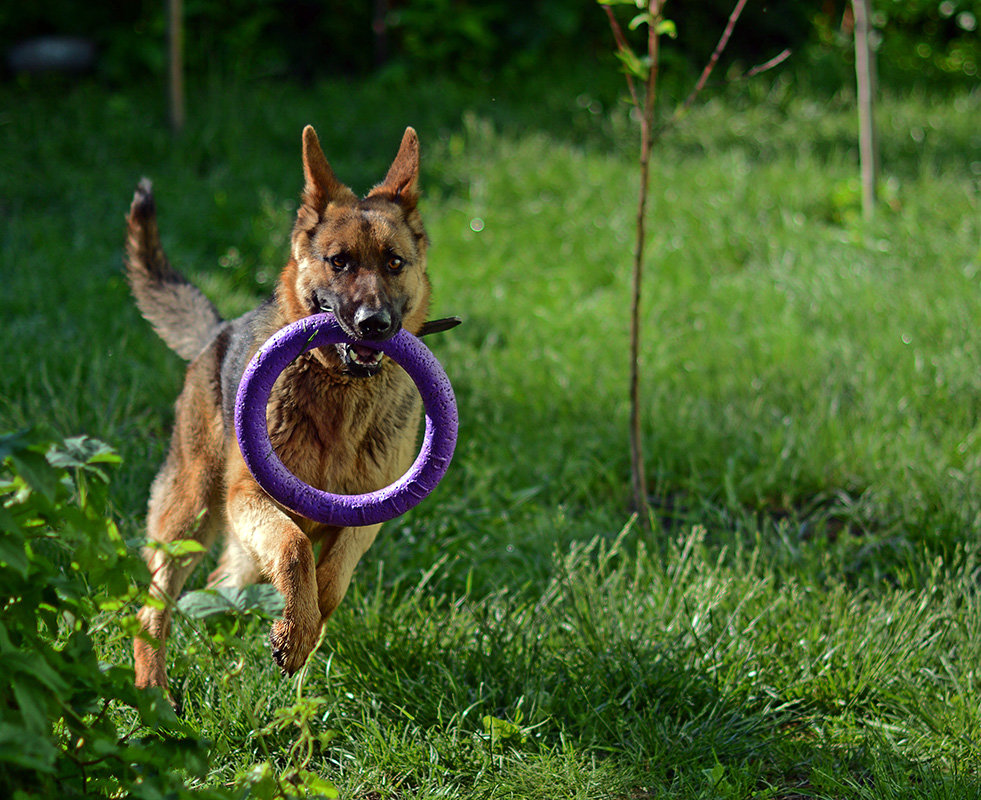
[265,358,421,495]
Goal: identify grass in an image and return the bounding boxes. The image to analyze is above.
[1,67,980,798]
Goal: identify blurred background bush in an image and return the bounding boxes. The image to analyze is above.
[2,0,977,89]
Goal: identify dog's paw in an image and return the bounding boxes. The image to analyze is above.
[269,615,320,676]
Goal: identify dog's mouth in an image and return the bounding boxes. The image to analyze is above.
[339,342,384,377]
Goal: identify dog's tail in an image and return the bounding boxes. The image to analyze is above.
[125,179,223,361]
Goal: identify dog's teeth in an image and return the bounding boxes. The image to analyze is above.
[346,345,382,365]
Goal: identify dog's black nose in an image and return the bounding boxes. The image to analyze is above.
[354,307,394,339]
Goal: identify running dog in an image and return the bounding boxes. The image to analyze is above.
[126,126,451,694]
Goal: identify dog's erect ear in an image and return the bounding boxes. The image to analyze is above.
[301,125,355,211]
[368,127,420,207]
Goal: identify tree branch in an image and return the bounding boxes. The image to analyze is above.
[744,47,792,79]
[601,4,640,111]
[676,0,749,119]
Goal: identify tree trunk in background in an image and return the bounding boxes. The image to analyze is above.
[853,0,877,220]
[168,0,185,133]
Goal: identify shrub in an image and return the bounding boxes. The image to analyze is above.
[0,431,226,798]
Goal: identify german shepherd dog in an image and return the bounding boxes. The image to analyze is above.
[126,126,443,694]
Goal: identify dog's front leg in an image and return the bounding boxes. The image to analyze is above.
[226,478,322,676]
[315,523,382,621]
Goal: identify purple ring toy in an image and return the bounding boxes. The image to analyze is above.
[234,312,457,527]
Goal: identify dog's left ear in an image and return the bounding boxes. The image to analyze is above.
[368,127,420,208]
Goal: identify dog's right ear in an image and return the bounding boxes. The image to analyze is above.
[301,125,356,213]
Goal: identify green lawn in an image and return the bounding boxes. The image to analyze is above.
[1,70,979,798]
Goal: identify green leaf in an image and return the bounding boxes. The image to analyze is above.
[0,722,58,772]
[0,532,30,577]
[46,436,120,470]
[239,584,286,615]
[11,680,48,734]
[0,503,22,539]
[132,684,183,729]
[10,450,61,500]
[293,769,338,798]
[0,430,33,463]
[3,650,71,695]
[178,584,284,620]
[614,47,651,81]
[481,715,527,746]
[178,589,239,619]
[628,12,651,30]
[237,762,279,800]
[147,538,207,559]
[656,18,678,38]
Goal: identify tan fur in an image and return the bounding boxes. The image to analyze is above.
[127,126,432,696]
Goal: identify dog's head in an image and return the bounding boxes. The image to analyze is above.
[282,125,431,377]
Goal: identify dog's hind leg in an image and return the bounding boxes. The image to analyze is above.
[134,455,219,692]
[207,532,263,590]
[134,372,223,694]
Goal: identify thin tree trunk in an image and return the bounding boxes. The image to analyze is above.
[853,0,877,220]
[628,3,662,517]
[629,137,650,516]
[602,0,752,519]
[168,0,185,133]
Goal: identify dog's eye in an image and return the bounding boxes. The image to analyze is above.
[387,256,405,273]
[325,254,348,271]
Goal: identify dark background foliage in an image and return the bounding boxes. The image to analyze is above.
[2,0,978,88]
